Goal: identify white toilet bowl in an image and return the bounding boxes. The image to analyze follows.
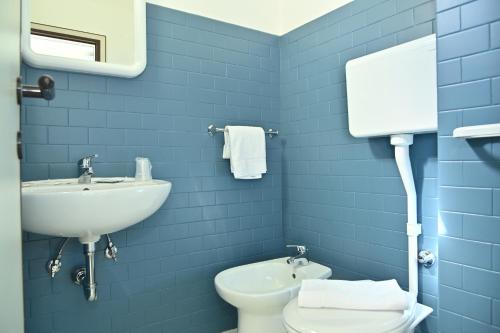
[283,296,432,333]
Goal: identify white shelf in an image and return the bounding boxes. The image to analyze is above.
[453,123,500,139]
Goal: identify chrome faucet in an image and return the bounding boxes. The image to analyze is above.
[286,245,309,265]
[78,154,98,184]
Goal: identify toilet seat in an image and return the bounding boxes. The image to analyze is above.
[283,298,414,333]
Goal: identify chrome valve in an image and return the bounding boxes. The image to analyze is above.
[47,259,62,278]
[46,237,70,278]
[418,250,435,268]
[104,234,118,261]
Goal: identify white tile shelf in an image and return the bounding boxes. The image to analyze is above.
[453,123,500,139]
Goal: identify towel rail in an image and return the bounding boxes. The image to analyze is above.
[207,124,279,138]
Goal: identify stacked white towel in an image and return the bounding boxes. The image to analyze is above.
[298,279,410,311]
[223,126,267,179]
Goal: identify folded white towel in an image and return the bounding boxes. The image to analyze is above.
[223,126,267,179]
[298,279,410,311]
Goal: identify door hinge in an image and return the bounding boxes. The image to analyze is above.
[17,131,23,160]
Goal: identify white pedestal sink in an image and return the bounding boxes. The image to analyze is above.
[21,177,171,243]
[21,177,171,301]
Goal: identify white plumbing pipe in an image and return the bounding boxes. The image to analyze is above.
[390,134,420,298]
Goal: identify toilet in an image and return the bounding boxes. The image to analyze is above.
[282,294,434,333]
[278,34,435,333]
[282,297,415,333]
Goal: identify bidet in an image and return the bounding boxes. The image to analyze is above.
[215,257,331,333]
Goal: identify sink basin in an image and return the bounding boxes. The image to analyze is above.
[21,177,171,243]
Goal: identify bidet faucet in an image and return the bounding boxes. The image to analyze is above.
[78,154,98,184]
[286,244,309,265]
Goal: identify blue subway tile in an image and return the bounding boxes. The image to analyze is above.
[439,285,492,322]
[25,106,68,126]
[438,25,489,61]
[461,0,500,29]
[172,55,201,72]
[462,317,500,333]
[23,125,47,144]
[438,59,461,85]
[414,1,437,24]
[440,260,463,288]
[439,309,463,333]
[89,128,126,145]
[49,90,88,109]
[440,236,492,269]
[48,126,88,144]
[69,109,107,128]
[201,61,226,76]
[381,10,415,34]
[494,189,500,216]
[89,93,124,111]
[107,112,142,129]
[438,79,491,110]
[397,21,434,43]
[492,21,500,48]
[68,73,106,92]
[462,49,500,81]
[441,186,492,214]
[26,144,68,163]
[437,7,461,36]
[493,77,500,104]
[463,161,500,188]
[463,266,500,298]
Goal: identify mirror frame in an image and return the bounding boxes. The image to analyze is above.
[21,0,147,78]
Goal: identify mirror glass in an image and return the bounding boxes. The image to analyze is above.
[22,0,146,78]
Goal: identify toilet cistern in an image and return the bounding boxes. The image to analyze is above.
[286,245,309,265]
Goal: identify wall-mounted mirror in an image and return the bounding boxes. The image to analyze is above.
[21,0,147,78]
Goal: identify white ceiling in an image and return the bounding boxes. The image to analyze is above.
[146,0,353,36]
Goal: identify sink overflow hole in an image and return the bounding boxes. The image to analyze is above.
[83,188,90,191]
[292,273,296,279]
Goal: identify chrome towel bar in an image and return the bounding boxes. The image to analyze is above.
[207,124,279,138]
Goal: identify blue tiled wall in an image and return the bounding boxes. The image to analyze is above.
[21,4,283,333]
[436,0,500,332]
[279,1,438,332]
[23,1,500,332]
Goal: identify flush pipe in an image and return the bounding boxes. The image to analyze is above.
[390,134,420,298]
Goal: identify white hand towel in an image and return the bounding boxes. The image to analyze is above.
[222,126,267,179]
[298,279,410,311]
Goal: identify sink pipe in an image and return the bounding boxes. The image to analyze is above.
[72,234,119,301]
[82,242,97,301]
[73,242,98,301]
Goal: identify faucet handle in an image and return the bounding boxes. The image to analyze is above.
[286,244,307,254]
[79,154,98,167]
